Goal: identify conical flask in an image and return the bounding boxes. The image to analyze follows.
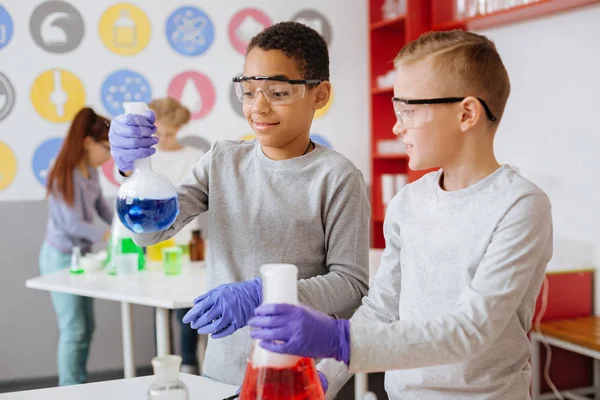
[240,264,325,400]
[116,102,180,234]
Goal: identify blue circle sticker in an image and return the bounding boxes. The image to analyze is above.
[166,6,214,56]
[101,69,152,117]
[311,133,332,149]
[0,5,14,50]
[32,138,63,186]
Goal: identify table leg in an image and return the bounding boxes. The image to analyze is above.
[156,307,171,357]
[120,302,136,378]
[594,358,600,399]
[531,333,541,400]
[355,372,368,399]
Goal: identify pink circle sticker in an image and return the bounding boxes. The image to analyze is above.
[167,71,216,120]
[101,159,120,187]
[228,8,272,55]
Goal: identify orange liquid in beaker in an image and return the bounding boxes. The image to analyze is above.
[240,356,325,400]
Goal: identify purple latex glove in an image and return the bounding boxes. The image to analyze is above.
[108,110,159,172]
[182,278,262,339]
[248,303,351,365]
[318,371,329,393]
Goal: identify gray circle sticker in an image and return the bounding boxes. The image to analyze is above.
[179,136,212,153]
[230,72,245,119]
[0,73,15,122]
[291,9,332,46]
[30,1,84,53]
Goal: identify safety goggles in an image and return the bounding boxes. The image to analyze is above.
[392,97,497,129]
[232,75,322,105]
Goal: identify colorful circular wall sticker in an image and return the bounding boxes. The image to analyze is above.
[315,87,333,119]
[229,72,244,118]
[101,69,152,117]
[30,68,85,123]
[101,159,120,186]
[166,6,214,57]
[167,71,215,120]
[32,138,63,186]
[30,1,84,54]
[0,141,17,191]
[99,3,151,56]
[0,73,15,122]
[310,133,332,148]
[291,9,333,46]
[0,5,14,50]
[228,8,271,55]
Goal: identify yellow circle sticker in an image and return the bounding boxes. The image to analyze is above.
[99,3,151,55]
[30,69,86,123]
[0,141,17,191]
[239,134,256,141]
[315,87,333,119]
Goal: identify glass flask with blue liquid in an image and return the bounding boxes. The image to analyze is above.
[116,102,180,234]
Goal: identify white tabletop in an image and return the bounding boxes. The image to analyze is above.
[0,374,237,399]
[25,261,207,309]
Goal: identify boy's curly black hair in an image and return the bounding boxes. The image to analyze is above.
[247,21,330,81]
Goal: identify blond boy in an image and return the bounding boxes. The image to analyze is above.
[248,30,553,400]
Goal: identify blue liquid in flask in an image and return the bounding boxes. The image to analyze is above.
[117,196,179,233]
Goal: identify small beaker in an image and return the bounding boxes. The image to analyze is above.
[163,246,183,276]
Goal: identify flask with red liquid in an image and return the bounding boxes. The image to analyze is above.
[240,264,325,400]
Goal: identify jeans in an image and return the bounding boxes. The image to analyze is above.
[39,242,94,386]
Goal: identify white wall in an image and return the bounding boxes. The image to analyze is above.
[478,5,600,308]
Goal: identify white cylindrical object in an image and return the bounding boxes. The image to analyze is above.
[355,372,369,399]
[252,264,300,368]
[121,302,135,378]
[261,263,298,305]
[123,102,152,171]
[123,101,148,115]
[155,308,171,357]
[381,174,395,205]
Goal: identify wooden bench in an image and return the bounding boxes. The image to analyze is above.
[531,317,600,400]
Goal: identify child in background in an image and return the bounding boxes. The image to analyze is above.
[108,22,371,386]
[247,30,553,400]
[148,97,205,374]
[40,107,113,386]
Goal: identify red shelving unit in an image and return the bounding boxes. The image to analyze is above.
[368,0,433,248]
[431,0,600,31]
[369,0,600,250]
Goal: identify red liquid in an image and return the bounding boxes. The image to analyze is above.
[240,357,325,400]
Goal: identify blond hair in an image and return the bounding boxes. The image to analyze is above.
[395,30,511,122]
[148,97,191,127]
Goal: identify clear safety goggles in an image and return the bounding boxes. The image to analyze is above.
[392,97,497,129]
[232,76,322,105]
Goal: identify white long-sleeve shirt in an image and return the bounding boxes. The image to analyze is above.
[319,165,553,400]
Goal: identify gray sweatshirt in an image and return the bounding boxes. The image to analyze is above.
[132,139,371,385]
[45,167,113,254]
[319,165,553,400]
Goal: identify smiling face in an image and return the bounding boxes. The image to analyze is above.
[241,48,331,151]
